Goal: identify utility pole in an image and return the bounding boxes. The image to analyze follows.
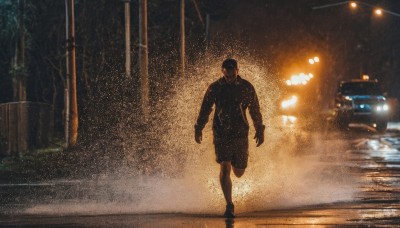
[139,0,149,120]
[65,0,78,147]
[123,0,131,79]
[180,0,185,78]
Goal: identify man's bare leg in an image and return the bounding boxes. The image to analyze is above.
[220,161,233,204]
[220,162,246,203]
[233,167,245,178]
[220,162,246,218]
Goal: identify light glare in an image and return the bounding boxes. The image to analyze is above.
[383,104,389,111]
[282,115,297,125]
[281,96,298,109]
[376,104,389,112]
[286,73,314,86]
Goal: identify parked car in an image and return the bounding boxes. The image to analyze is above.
[334,78,389,132]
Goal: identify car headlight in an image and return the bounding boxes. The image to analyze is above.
[376,104,389,112]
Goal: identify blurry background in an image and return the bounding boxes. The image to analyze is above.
[0,0,399,167]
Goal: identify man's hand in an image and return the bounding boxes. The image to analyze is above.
[254,125,265,147]
[195,129,202,144]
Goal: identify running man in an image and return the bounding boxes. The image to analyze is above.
[195,58,265,218]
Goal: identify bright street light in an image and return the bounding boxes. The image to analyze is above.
[308,56,319,64]
[375,8,383,16]
[313,1,400,17]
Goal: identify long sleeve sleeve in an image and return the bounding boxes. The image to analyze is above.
[195,85,215,131]
[248,86,264,132]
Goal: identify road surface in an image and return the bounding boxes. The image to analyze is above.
[1,121,400,227]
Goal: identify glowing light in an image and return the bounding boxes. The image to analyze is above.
[286,73,313,86]
[282,115,297,125]
[291,75,302,85]
[362,75,369,80]
[376,104,389,112]
[308,57,319,65]
[375,8,382,16]
[350,2,357,8]
[281,96,298,109]
[383,104,389,111]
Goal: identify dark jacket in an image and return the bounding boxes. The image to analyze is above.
[195,76,264,141]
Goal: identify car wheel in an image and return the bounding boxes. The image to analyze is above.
[376,121,388,133]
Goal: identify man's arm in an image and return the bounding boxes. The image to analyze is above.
[248,86,263,129]
[194,85,215,143]
[248,85,265,146]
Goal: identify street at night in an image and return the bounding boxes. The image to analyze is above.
[1,0,400,227]
[1,120,400,226]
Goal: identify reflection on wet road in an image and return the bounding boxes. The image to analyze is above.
[347,123,400,226]
[1,121,400,226]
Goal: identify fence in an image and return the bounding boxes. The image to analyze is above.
[0,102,53,157]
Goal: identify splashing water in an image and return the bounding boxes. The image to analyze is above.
[24,53,356,215]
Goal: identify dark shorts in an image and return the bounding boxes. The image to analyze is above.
[214,137,249,169]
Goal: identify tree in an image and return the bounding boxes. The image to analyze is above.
[11,0,27,102]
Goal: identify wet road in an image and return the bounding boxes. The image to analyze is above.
[1,122,400,227]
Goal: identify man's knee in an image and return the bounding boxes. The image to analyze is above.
[233,168,245,178]
[220,161,231,178]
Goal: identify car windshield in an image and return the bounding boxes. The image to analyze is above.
[340,82,382,95]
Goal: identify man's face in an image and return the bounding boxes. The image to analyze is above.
[222,67,239,83]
